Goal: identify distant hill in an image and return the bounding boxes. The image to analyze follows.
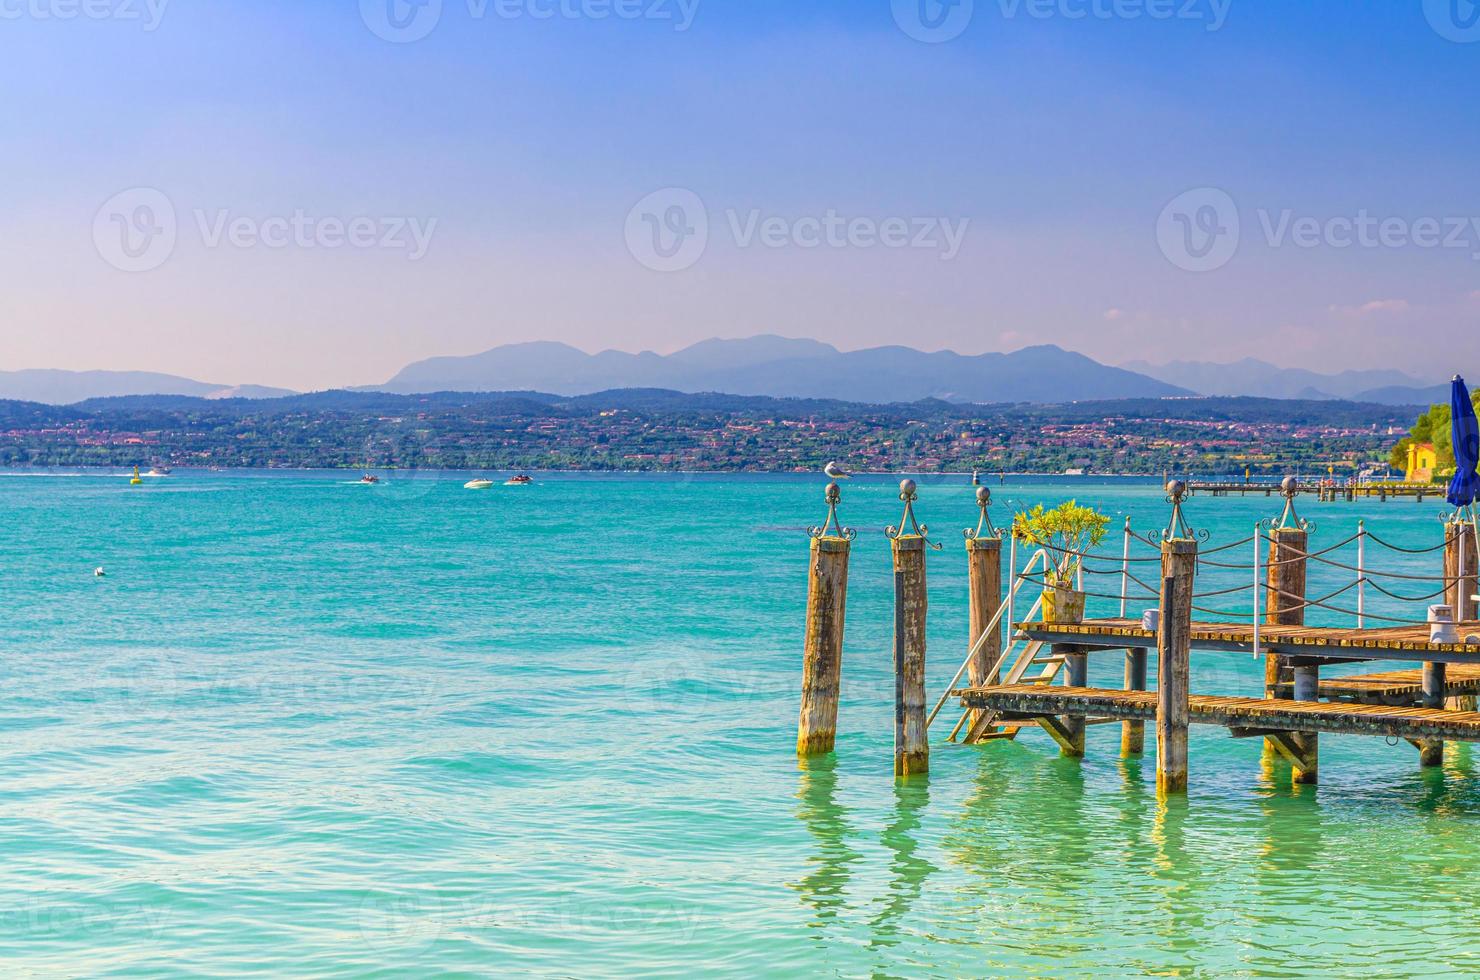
[382,337,1191,404]
[0,369,295,405]
[1349,383,1449,407]
[1122,357,1432,401]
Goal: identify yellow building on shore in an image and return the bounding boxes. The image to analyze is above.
[1405,442,1438,483]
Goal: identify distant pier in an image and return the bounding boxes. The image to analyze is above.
[1187,480,1438,502]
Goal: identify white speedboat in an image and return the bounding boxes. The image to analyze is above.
[464,478,495,490]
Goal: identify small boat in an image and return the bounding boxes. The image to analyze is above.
[504,474,533,486]
[145,464,171,477]
[464,478,495,490]
[130,466,143,486]
[359,473,380,485]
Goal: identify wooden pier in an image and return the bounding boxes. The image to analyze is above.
[797,476,1480,796]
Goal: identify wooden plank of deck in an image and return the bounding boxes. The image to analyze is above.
[956,684,1480,741]
[1015,618,1480,661]
[1270,664,1480,702]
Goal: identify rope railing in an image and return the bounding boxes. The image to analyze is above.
[976,499,1473,661]
[1364,531,1452,555]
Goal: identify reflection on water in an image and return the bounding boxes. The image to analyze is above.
[868,777,937,952]
[792,756,861,928]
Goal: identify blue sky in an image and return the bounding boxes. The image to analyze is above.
[2,0,1478,389]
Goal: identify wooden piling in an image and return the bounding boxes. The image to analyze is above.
[965,534,1003,722]
[1264,528,1307,760]
[1061,644,1088,758]
[1290,663,1320,783]
[1420,661,1446,768]
[1122,648,1147,755]
[1443,522,1477,714]
[1157,540,1197,794]
[797,535,850,757]
[1444,521,1477,623]
[893,535,929,777]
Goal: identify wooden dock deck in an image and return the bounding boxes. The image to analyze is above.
[955,684,1480,742]
[1275,664,1480,704]
[1018,618,1480,664]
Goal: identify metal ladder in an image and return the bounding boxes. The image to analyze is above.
[926,548,1066,745]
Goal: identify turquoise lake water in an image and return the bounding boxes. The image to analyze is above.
[1,470,1476,977]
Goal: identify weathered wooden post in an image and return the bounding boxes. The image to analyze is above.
[1420,661,1446,768]
[1442,521,1477,714]
[890,480,930,778]
[1444,521,1477,623]
[1157,481,1197,795]
[1263,478,1308,762]
[964,487,1002,732]
[1122,647,1148,756]
[1062,644,1089,757]
[798,482,853,758]
[1290,663,1320,784]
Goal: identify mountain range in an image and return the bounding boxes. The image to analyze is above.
[0,338,1447,407]
[379,338,1189,403]
[0,370,293,405]
[1121,358,1442,405]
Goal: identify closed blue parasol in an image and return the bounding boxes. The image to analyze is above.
[1448,375,1480,507]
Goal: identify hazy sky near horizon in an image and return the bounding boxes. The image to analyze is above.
[3,0,1479,389]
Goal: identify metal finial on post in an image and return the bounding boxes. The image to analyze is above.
[964,486,999,541]
[887,479,926,539]
[1274,476,1310,531]
[1164,479,1193,540]
[809,482,855,541]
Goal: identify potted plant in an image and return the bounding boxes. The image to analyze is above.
[1011,500,1111,625]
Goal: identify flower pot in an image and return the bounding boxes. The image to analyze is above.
[1042,586,1087,625]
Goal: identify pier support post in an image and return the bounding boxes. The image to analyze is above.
[798,484,852,758]
[1444,521,1477,624]
[965,517,1002,733]
[1060,644,1088,758]
[1122,648,1148,756]
[1157,539,1197,795]
[1443,522,1477,713]
[1291,663,1320,784]
[1263,520,1308,761]
[890,481,929,778]
[1420,661,1446,768]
